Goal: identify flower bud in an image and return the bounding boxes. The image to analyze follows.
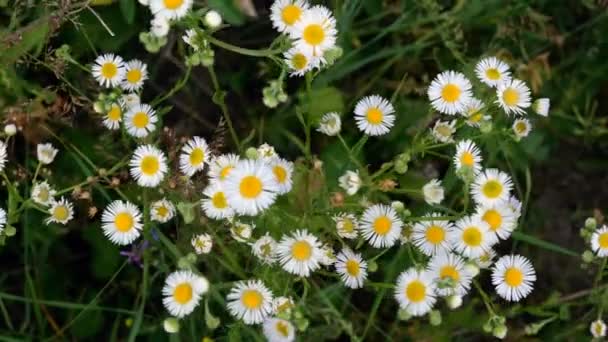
[585,217,597,230]
[429,310,442,326]
[4,124,17,136]
[163,317,180,333]
[204,10,222,28]
[492,324,508,339]
[446,295,463,309]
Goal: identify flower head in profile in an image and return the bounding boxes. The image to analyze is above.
[532,98,550,117]
[422,179,445,205]
[252,233,278,265]
[37,143,58,165]
[338,170,361,196]
[317,112,342,136]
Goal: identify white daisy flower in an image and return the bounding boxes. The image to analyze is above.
[422,179,445,205]
[427,71,473,115]
[532,98,550,117]
[208,153,240,182]
[224,159,279,216]
[505,196,523,220]
[162,270,209,318]
[290,5,337,57]
[476,203,517,240]
[272,296,295,315]
[333,213,358,239]
[252,233,278,265]
[319,243,337,266]
[335,248,368,289]
[591,226,608,257]
[31,181,56,206]
[191,233,213,254]
[257,143,278,162]
[317,112,342,136]
[270,0,309,33]
[268,158,294,194]
[428,251,473,296]
[263,317,296,342]
[129,145,168,188]
[37,143,58,165]
[474,248,497,269]
[496,79,531,115]
[0,208,6,233]
[461,98,490,127]
[124,103,158,138]
[0,140,7,172]
[475,57,511,87]
[91,54,125,88]
[150,198,175,223]
[150,15,170,37]
[590,319,607,338]
[227,279,274,325]
[230,221,254,243]
[359,204,403,248]
[430,120,456,143]
[512,118,532,139]
[179,136,211,177]
[453,139,483,174]
[450,216,498,258]
[45,197,74,225]
[338,170,361,196]
[491,254,536,302]
[394,268,437,316]
[277,229,323,277]
[121,93,140,108]
[103,102,123,130]
[411,214,454,256]
[354,95,396,136]
[149,0,193,20]
[101,200,143,245]
[121,59,148,92]
[201,181,234,220]
[471,168,513,206]
[284,47,319,77]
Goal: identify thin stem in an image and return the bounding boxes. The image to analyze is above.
[473,280,496,316]
[207,65,240,150]
[203,34,280,58]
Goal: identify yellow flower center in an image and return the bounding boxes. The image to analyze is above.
[107,105,121,121]
[37,188,49,202]
[440,265,460,281]
[163,0,184,10]
[189,148,205,166]
[405,280,426,302]
[273,165,287,184]
[220,166,233,180]
[156,206,169,218]
[462,227,482,247]
[366,107,383,125]
[345,260,360,276]
[291,240,312,261]
[291,53,308,70]
[515,122,527,133]
[485,68,500,80]
[53,206,69,221]
[482,180,503,199]
[482,209,502,231]
[425,225,445,244]
[101,62,117,78]
[441,84,461,103]
[173,283,193,304]
[126,69,142,83]
[435,124,452,137]
[469,112,483,123]
[114,212,134,232]
[140,156,160,176]
[502,88,519,106]
[239,176,263,198]
[281,5,301,25]
[504,267,523,287]
[276,321,290,337]
[303,24,325,45]
[241,289,263,309]
[341,219,354,233]
[460,152,474,166]
[373,216,392,235]
[132,112,149,129]
[211,192,228,209]
[599,233,608,249]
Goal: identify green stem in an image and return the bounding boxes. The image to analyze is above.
[203,34,280,58]
[151,66,192,107]
[207,65,240,150]
[128,191,150,341]
[473,280,496,316]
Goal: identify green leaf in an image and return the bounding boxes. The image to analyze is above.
[511,231,578,257]
[120,0,136,24]
[298,86,344,124]
[205,300,221,330]
[177,202,197,224]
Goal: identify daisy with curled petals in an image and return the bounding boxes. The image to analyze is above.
[335,248,368,289]
[429,251,473,297]
[317,112,342,136]
[359,204,403,248]
[411,213,454,256]
[471,168,513,206]
[276,229,323,277]
[290,5,337,57]
[179,136,211,177]
[591,225,608,257]
[263,317,296,342]
[227,279,274,325]
[454,139,482,174]
[149,0,193,20]
[496,79,531,115]
[590,320,607,339]
[475,57,511,87]
[354,95,396,136]
[491,254,536,302]
[129,145,168,188]
[271,0,309,33]
[0,141,7,172]
[394,268,437,316]
[125,103,158,138]
[474,248,497,269]
[505,196,522,220]
[201,181,234,220]
[31,181,56,206]
[191,233,213,254]
[162,270,209,318]
[224,159,279,216]
[532,98,550,117]
[461,98,489,127]
[431,120,456,143]
[37,143,58,165]
[92,54,125,88]
[121,93,140,108]
[121,59,148,92]
[333,213,358,239]
[512,118,532,139]
[150,198,175,223]
[427,71,473,115]
[450,215,497,258]
[101,200,143,245]
[252,233,278,265]
[268,158,294,194]
[45,198,74,225]
[477,203,517,240]
[103,103,123,130]
[208,154,240,182]
[284,47,319,77]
